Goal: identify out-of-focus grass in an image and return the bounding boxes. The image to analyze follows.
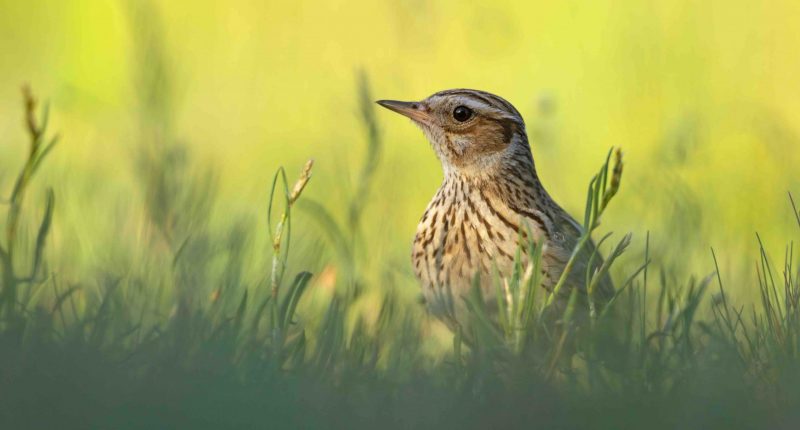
[1,0,799,299]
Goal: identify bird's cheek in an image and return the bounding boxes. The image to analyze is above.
[450,136,470,156]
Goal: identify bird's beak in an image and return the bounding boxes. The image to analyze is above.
[376,100,431,124]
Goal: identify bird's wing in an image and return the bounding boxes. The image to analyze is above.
[553,210,616,303]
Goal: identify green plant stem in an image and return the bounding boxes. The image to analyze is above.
[1,86,58,315]
[268,160,313,351]
[545,235,591,308]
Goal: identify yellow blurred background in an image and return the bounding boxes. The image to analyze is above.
[1,0,799,300]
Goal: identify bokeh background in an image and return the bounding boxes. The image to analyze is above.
[1,0,799,307]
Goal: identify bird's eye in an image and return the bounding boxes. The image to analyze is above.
[452,106,473,122]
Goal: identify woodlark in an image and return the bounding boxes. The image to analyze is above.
[378,89,614,329]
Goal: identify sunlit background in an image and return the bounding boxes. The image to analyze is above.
[1,0,799,308]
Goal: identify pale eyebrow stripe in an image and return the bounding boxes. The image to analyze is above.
[436,89,521,120]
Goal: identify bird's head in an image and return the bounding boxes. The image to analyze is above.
[377,89,528,176]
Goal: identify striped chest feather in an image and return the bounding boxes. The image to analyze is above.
[411,177,554,306]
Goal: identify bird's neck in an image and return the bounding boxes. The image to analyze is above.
[442,142,548,206]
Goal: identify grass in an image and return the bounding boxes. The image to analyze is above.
[1,81,800,429]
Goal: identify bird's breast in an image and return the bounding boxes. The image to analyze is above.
[411,180,552,306]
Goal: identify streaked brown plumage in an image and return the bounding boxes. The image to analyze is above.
[377,89,613,328]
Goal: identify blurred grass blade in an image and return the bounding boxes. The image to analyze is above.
[27,188,55,282]
[280,271,313,330]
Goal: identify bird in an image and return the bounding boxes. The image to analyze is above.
[377,89,614,330]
